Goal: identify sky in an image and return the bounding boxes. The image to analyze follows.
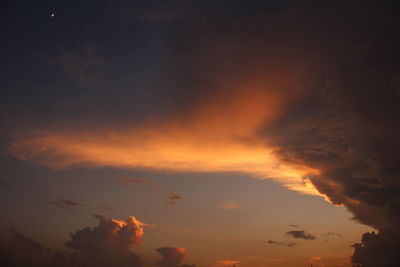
[1,1,400,267]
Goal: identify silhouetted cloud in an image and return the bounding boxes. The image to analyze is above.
[266,240,296,247]
[286,230,316,240]
[351,229,400,267]
[155,247,195,267]
[51,199,84,209]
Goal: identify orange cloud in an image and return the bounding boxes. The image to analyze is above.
[9,80,322,197]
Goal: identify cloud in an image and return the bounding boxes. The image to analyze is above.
[266,240,296,247]
[51,199,84,209]
[286,230,316,240]
[216,260,240,266]
[290,224,299,228]
[0,216,147,267]
[0,230,52,266]
[155,247,195,267]
[218,202,239,210]
[5,1,400,262]
[351,229,400,267]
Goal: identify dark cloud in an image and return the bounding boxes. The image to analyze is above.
[286,230,316,240]
[51,199,84,209]
[155,247,195,267]
[265,240,296,247]
[351,229,400,267]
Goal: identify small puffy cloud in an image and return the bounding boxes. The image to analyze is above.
[218,203,239,210]
[155,247,195,267]
[51,199,84,209]
[286,230,316,240]
[266,240,296,247]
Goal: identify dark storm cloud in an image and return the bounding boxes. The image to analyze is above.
[51,199,84,209]
[155,247,195,267]
[351,229,400,267]
[286,230,316,240]
[265,240,296,247]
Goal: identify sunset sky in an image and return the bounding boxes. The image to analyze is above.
[1,1,400,267]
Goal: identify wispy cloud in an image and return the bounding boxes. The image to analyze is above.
[286,230,316,240]
[265,240,296,247]
[51,199,84,209]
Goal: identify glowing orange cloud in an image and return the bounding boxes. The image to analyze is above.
[9,80,322,196]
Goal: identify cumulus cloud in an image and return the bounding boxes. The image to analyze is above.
[155,247,195,267]
[0,216,150,267]
[286,230,316,240]
[265,240,296,247]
